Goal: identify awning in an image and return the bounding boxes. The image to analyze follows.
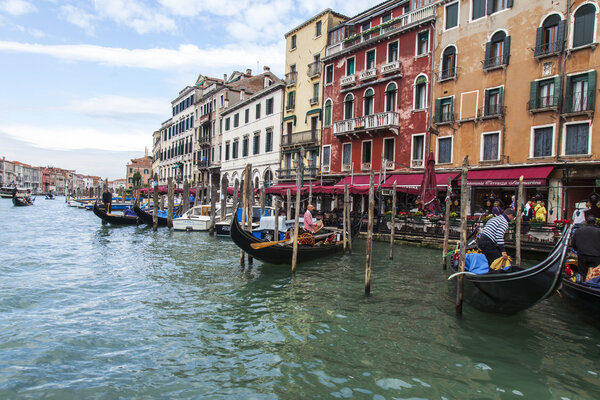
[334,175,381,194]
[382,173,458,189]
[305,108,321,122]
[265,183,304,196]
[459,166,554,187]
[282,115,297,126]
[172,163,182,169]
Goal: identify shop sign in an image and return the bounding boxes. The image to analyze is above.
[467,179,546,187]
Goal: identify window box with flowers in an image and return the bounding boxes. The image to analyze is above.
[411,211,424,221]
[428,214,441,223]
[553,219,571,230]
[399,212,408,219]
[449,212,458,222]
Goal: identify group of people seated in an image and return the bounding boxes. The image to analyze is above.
[283,204,336,246]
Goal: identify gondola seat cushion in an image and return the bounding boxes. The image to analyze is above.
[465,253,490,275]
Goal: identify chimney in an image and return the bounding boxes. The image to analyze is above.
[263,66,270,71]
[246,69,252,76]
[224,74,227,82]
[240,89,245,100]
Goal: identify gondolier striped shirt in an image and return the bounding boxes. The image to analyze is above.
[480,214,510,251]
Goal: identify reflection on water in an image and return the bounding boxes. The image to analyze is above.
[1,198,600,399]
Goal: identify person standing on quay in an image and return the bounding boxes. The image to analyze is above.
[572,215,600,280]
[477,208,516,265]
[102,189,112,213]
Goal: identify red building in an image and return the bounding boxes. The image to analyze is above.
[321,0,436,183]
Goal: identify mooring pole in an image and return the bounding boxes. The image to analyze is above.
[291,168,302,275]
[365,171,375,295]
[516,175,524,266]
[347,187,352,254]
[274,197,280,241]
[390,181,396,260]
[456,156,469,317]
[286,188,291,220]
[240,173,247,267]
[167,177,174,228]
[343,182,348,253]
[233,181,239,211]
[152,173,159,232]
[209,184,217,235]
[182,180,190,214]
[220,179,226,221]
[247,165,253,265]
[442,176,452,270]
[260,183,265,219]
[308,181,313,205]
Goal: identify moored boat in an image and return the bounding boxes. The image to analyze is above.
[92,202,140,225]
[12,196,34,207]
[173,204,232,231]
[133,204,172,227]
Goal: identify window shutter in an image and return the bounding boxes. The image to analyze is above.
[589,70,597,109]
[434,98,441,123]
[484,41,492,68]
[564,76,572,113]
[503,36,511,65]
[450,97,454,120]
[553,76,562,107]
[507,0,513,7]
[498,87,504,110]
[484,89,490,116]
[529,81,538,110]
[486,0,494,15]
[557,20,566,52]
[534,27,543,56]
[573,14,586,47]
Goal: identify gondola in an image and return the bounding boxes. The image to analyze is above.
[448,225,573,315]
[230,212,361,265]
[12,196,33,207]
[93,202,140,225]
[133,204,169,227]
[559,277,600,314]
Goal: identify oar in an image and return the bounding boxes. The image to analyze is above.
[251,237,293,250]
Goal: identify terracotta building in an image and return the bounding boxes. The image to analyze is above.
[126,152,153,189]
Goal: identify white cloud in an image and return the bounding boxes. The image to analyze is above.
[94,0,177,34]
[60,5,97,36]
[63,95,167,118]
[0,0,37,16]
[0,40,285,75]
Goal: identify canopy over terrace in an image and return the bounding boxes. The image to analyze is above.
[382,172,459,190]
[458,166,554,186]
[333,175,384,195]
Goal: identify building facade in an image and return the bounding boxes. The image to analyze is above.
[126,154,153,188]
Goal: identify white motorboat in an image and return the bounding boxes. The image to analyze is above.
[172,204,233,231]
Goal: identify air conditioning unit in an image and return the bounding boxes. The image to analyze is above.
[381,189,393,196]
[322,165,330,173]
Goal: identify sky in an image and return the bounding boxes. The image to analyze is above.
[0,0,377,180]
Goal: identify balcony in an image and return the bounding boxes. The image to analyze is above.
[333,111,400,136]
[411,159,424,168]
[359,68,377,81]
[198,113,210,125]
[381,60,401,75]
[198,135,211,146]
[285,103,295,111]
[277,167,319,180]
[437,111,455,124]
[533,41,564,58]
[307,61,321,77]
[527,95,560,112]
[361,162,372,171]
[437,68,456,82]
[281,129,320,148]
[322,165,330,173]
[384,160,394,170]
[197,160,210,168]
[285,71,297,86]
[483,55,508,71]
[342,163,351,172]
[478,105,506,119]
[340,74,356,86]
[563,90,595,115]
[310,96,319,105]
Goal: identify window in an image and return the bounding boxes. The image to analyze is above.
[233,113,239,128]
[484,87,503,115]
[342,143,352,166]
[219,145,222,161]
[225,117,230,131]
[435,97,454,123]
[322,145,331,167]
[363,88,374,116]
[346,57,355,76]
[532,126,553,158]
[266,98,273,115]
[312,83,319,103]
[366,49,376,70]
[225,142,230,160]
[441,46,456,80]
[232,140,239,159]
[529,77,561,110]
[243,109,249,124]
[385,83,397,112]
[220,95,224,108]
[265,129,273,152]
[417,31,429,55]
[445,2,458,29]
[242,137,249,157]
[482,132,500,161]
[414,75,427,110]
[484,31,510,68]
[437,137,452,164]
[325,65,334,84]
[286,91,295,109]
[489,0,510,14]
[362,21,371,40]
[564,122,590,155]
[291,34,297,50]
[388,41,398,62]
[573,4,596,48]
[411,134,425,166]
[344,94,354,119]
[382,12,392,23]
[362,141,372,164]
[129,168,132,173]
[256,103,261,119]
[315,21,322,37]
[324,99,332,126]
[383,138,394,164]
[566,72,596,113]
[535,15,564,56]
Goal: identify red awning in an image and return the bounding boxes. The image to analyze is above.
[333,175,382,194]
[459,166,554,187]
[382,173,458,189]
[265,183,307,196]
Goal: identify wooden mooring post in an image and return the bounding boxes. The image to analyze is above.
[274,197,280,241]
[220,180,227,221]
[365,171,375,295]
[442,176,452,269]
[246,166,253,265]
[152,173,159,232]
[209,184,217,235]
[516,175,524,265]
[347,187,352,254]
[240,174,247,267]
[291,170,301,275]
[182,180,190,214]
[343,182,348,253]
[286,189,291,220]
[389,182,396,260]
[456,156,469,317]
[260,183,265,219]
[167,177,174,228]
[233,180,239,211]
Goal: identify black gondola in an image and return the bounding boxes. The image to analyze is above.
[559,278,600,314]
[133,204,170,227]
[230,213,361,265]
[449,225,573,315]
[12,196,33,206]
[93,202,140,225]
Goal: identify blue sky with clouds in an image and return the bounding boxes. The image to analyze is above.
[0,0,375,179]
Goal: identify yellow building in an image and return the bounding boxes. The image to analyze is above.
[279,9,347,183]
[431,0,600,220]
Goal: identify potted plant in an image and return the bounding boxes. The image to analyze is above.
[449,212,458,221]
[428,213,441,222]
[398,211,408,219]
[412,211,424,221]
[530,217,545,228]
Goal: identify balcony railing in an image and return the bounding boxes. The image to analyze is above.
[198,135,211,145]
[534,40,564,58]
[285,71,297,86]
[384,160,394,170]
[437,111,455,123]
[483,54,508,70]
[310,96,319,105]
[333,111,400,136]
[361,162,371,171]
[479,105,506,118]
[340,74,356,86]
[285,103,295,111]
[359,68,377,81]
[564,90,595,114]
[411,159,424,168]
[281,130,320,147]
[342,163,351,172]
[381,60,401,75]
[307,62,321,77]
[437,68,456,81]
[277,167,319,179]
[197,160,210,168]
[528,95,560,111]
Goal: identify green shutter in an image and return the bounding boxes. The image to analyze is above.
[557,20,566,52]
[486,0,494,15]
[450,97,454,120]
[503,36,511,65]
[499,87,504,110]
[484,89,490,115]
[553,76,562,108]
[589,70,596,110]
[507,0,513,7]
[484,41,492,68]
[434,98,441,123]
[534,27,543,56]
[565,76,572,113]
[530,81,538,110]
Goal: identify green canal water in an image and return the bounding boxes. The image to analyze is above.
[1,198,600,399]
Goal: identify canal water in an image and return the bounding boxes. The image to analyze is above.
[1,198,599,399]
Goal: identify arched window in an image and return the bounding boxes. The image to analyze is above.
[414,75,428,110]
[491,31,506,65]
[385,83,397,112]
[344,93,354,120]
[263,169,273,188]
[324,99,332,126]
[573,4,596,48]
[441,46,456,79]
[535,14,564,55]
[363,88,374,116]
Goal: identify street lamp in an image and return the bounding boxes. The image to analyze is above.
[292,146,306,187]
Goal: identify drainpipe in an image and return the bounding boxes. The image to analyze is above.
[427,20,436,155]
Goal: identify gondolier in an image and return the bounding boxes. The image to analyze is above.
[572,215,600,280]
[477,208,516,265]
[102,189,112,213]
[303,204,322,234]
